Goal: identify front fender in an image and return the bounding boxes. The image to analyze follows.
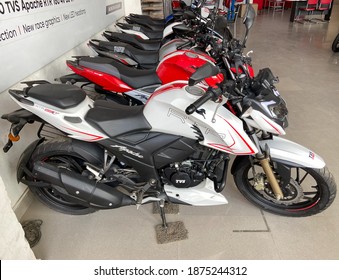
[260,136,325,169]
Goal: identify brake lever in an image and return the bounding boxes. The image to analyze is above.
[211,97,223,123]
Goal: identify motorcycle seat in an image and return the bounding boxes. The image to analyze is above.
[78,57,161,89]
[89,40,159,66]
[85,100,151,137]
[129,13,165,24]
[116,23,163,40]
[26,84,86,109]
[102,31,161,51]
[125,16,165,31]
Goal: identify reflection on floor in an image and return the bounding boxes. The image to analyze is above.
[22,4,339,260]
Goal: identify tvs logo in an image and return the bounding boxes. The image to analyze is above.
[309,151,315,160]
[132,26,141,31]
[113,46,125,53]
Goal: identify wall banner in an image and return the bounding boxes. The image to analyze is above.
[0,0,124,93]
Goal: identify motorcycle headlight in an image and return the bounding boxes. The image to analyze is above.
[267,99,289,129]
[245,88,289,130]
[269,100,288,120]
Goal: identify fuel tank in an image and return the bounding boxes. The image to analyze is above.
[157,50,224,87]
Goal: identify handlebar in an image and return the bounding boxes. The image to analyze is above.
[185,89,219,115]
[177,40,193,50]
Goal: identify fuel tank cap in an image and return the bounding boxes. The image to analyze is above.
[185,52,198,58]
[185,86,204,96]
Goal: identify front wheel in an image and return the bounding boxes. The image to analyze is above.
[332,34,339,52]
[233,157,336,217]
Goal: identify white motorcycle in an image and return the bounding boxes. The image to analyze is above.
[2,63,336,225]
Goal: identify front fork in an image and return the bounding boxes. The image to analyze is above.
[250,132,284,200]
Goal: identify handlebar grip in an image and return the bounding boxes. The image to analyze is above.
[185,90,214,115]
[185,104,197,115]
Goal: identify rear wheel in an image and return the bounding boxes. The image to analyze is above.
[233,157,336,217]
[332,34,339,52]
[27,139,97,215]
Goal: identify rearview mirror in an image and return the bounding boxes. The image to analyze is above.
[242,4,256,46]
[183,10,196,20]
[189,63,220,86]
[243,4,256,31]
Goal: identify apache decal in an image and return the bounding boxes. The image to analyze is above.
[111,145,143,158]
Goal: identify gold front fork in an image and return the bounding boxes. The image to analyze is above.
[259,157,284,200]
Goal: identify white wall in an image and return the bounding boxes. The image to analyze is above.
[0,0,126,93]
[124,0,142,15]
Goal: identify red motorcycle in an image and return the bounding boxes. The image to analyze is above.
[60,5,256,106]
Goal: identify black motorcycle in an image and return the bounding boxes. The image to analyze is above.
[332,33,339,52]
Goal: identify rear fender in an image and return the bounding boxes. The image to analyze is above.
[17,138,45,182]
[57,73,90,84]
[17,138,104,182]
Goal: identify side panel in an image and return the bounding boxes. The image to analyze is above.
[144,84,258,155]
[9,95,108,142]
[99,132,197,181]
[67,63,133,92]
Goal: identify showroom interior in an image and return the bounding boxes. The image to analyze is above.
[1,0,339,260]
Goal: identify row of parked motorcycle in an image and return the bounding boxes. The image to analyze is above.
[1,1,336,227]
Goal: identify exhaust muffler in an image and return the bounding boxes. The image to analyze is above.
[32,161,135,209]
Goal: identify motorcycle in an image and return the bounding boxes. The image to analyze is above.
[87,28,193,69]
[125,0,188,27]
[114,0,216,44]
[102,31,162,51]
[59,5,248,105]
[332,33,339,52]
[2,61,336,222]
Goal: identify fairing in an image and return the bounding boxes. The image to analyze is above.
[144,82,258,155]
[163,22,183,38]
[165,178,228,205]
[9,94,108,142]
[67,62,133,92]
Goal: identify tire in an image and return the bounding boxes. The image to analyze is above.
[27,138,97,215]
[233,157,337,217]
[332,34,339,52]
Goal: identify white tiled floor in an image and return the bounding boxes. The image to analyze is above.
[22,5,339,259]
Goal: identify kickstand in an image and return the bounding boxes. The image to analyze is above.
[158,200,168,229]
